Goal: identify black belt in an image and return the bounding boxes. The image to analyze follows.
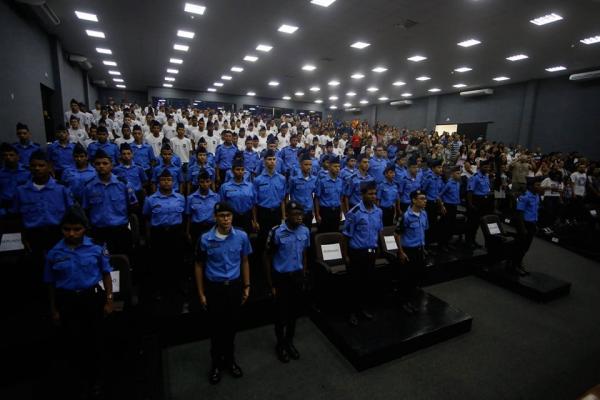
[207,278,240,286]
[473,194,491,199]
[57,284,102,295]
[151,225,182,232]
[321,206,340,211]
[351,247,377,253]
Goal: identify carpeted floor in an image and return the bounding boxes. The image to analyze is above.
[163,238,600,400]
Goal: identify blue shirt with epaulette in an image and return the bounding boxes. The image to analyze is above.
[243,150,260,174]
[225,169,251,183]
[399,175,421,204]
[131,142,156,170]
[267,223,310,273]
[47,141,75,172]
[152,164,185,190]
[113,163,147,191]
[0,164,30,209]
[197,227,253,282]
[342,202,383,249]
[395,207,428,248]
[186,190,220,223]
[288,173,317,212]
[188,163,216,187]
[87,141,119,164]
[142,191,185,226]
[13,141,40,166]
[43,236,112,291]
[467,172,491,195]
[254,171,286,208]
[61,165,96,202]
[440,179,461,205]
[215,143,238,170]
[394,165,407,185]
[280,145,300,172]
[340,167,356,182]
[13,177,73,228]
[315,174,343,208]
[516,190,540,222]
[256,155,286,175]
[344,171,374,206]
[377,179,399,208]
[369,156,388,183]
[82,174,137,227]
[219,180,256,214]
[422,173,443,201]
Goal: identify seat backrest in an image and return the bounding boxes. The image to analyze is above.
[480,214,505,238]
[314,232,346,266]
[129,213,141,248]
[379,226,399,252]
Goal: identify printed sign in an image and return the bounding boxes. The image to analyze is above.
[0,233,25,252]
[98,270,120,293]
[487,223,501,235]
[384,236,398,251]
[322,244,342,261]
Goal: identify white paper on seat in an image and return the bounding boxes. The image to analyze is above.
[591,210,597,217]
[312,216,317,225]
[98,270,121,293]
[487,223,501,235]
[322,244,342,261]
[0,233,24,252]
[384,236,398,251]
[341,212,345,222]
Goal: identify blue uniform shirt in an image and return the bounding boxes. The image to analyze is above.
[225,169,251,183]
[440,179,461,205]
[219,180,256,214]
[43,236,112,291]
[188,163,216,186]
[243,150,260,174]
[13,141,40,166]
[399,175,421,205]
[198,227,252,282]
[422,173,443,201]
[344,171,374,206]
[315,174,343,208]
[186,190,220,224]
[288,173,317,212]
[256,156,286,175]
[47,141,76,172]
[340,167,356,183]
[152,164,185,190]
[516,190,540,222]
[61,165,96,201]
[113,163,147,191]
[143,191,185,226]
[369,156,388,183]
[377,179,399,208]
[214,143,238,170]
[82,174,138,227]
[394,165,407,185]
[0,164,30,210]
[87,141,119,164]
[131,143,156,170]
[254,171,286,208]
[13,178,73,228]
[281,145,300,172]
[267,223,310,273]
[395,207,428,248]
[467,172,491,196]
[342,202,383,249]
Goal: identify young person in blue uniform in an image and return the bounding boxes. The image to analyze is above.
[315,155,344,233]
[0,143,30,218]
[421,159,445,246]
[186,170,220,245]
[219,158,257,232]
[195,202,252,384]
[511,178,543,275]
[47,125,75,180]
[438,166,462,251]
[130,125,156,177]
[87,126,119,165]
[187,148,216,193]
[287,154,318,227]
[342,181,383,326]
[215,130,238,186]
[399,158,422,212]
[377,165,400,226]
[242,136,260,178]
[466,159,493,249]
[113,143,148,205]
[151,144,185,194]
[61,143,97,203]
[369,144,389,184]
[265,201,310,362]
[13,122,40,167]
[344,154,374,212]
[340,153,357,182]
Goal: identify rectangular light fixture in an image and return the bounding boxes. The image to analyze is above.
[453,83,467,88]
[102,60,117,66]
[268,81,279,86]
[378,97,389,101]
[343,102,352,107]
[165,77,176,82]
[507,54,528,61]
[416,76,431,81]
[96,48,112,55]
[401,93,412,97]
[231,66,244,72]
[580,35,600,45]
[221,75,232,80]
[392,81,406,86]
[493,76,510,81]
[346,91,356,96]
[170,58,183,64]
[163,83,173,88]
[530,13,562,26]
[407,55,427,62]
[454,67,472,73]
[350,41,370,49]
[351,73,364,79]
[302,64,317,71]
[86,30,105,38]
[167,68,179,74]
[311,0,336,7]
[329,95,338,100]
[545,66,566,72]
[213,82,224,87]
[283,96,291,100]
[184,3,206,15]
[247,91,256,96]
[207,88,216,92]
[116,84,126,88]
[428,88,441,92]
[108,70,121,75]
[256,44,273,52]
[310,86,320,92]
[278,24,298,34]
[295,92,305,96]
[372,66,388,73]
[243,55,258,62]
[367,87,379,92]
[75,11,98,22]
[359,100,369,104]
[328,80,340,86]
[457,39,481,47]
[315,100,323,104]
[113,78,124,82]
[174,44,189,52]
[177,30,195,39]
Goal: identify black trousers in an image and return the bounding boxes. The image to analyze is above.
[466,195,493,244]
[439,204,457,245]
[272,270,304,344]
[149,225,185,297]
[190,221,214,248]
[399,246,425,299]
[318,206,341,233]
[302,211,314,229]
[381,206,395,226]
[233,210,253,233]
[347,248,377,312]
[513,221,536,266]
[205,279,242,366]
[425,201,440,244]
[91,224,132,256]
[400,202,410,213]
[24,226,62,297]
[217,169,228,188]
[257,206,282,250]
[541,197,561,228]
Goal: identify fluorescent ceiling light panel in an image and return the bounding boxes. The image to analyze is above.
[207,87,216,92]
[102,60,117,66]
[164,77,176,82]
[580,35,600,45]
[256,44,273,52]
[401,92,412,97]
[428,88,441,92]
[231,66,244,72]
[295,91,305,96]
[493,76,510,81]
[243,55,258,62]
[213,82,224,87]
[184,3,206,15]
[75,11,98,22]
[96,48,112,55]
[392,81,406,86]
[170,58,183,64]
[302,64,316,71]
[330,105,337,110]
[507,54,528,61]
[86,30,105,38]
[329,96,338,100]
[113,78,124,82]
[315,99,323,103]
[378,97,389,101]
[328,80,340,86]
[457,39,481,47]
[350,41,370,49]
[359,99,369,104]
[454,67,472,73]
[163,83,173,88]
[372,66,388,73]
[268,81,279,86]
[346,91,356,97]
[545,66,566,72]
[453,83,467,88]
[367,87,379,92]
[221,75,232,80]
[416,76,431,81]
[407,55,427,62]
[310,86,320,92]
[116,84,126,88]
[108,70,121,75]
[311,0,336,7]
[174,44,189,51]
[282,96,291,100]
[246,91,256,96]
[167,68,179,74]
[530,13,562,26]
[278,24,298,34]
[343,102,352,107]
[351,73,365,79]
[177,30,195,39]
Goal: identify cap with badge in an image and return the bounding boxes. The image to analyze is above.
[120,143,132,152]
[30,149,49,162]
[360,180,377,193]
[214,201,234,214]
[158,168,173,178]
[410,189,426,199]
[286,201,304,213]
[73,143,87,155]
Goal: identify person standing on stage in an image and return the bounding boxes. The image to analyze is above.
[511,178,543,276]
[287,153,318,227]
[466,159,493,248]
[315,155,344,233]
[377,165,400,226]
[438,166,462,251]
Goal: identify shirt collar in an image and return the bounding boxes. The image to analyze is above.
[54,236,95,251]
[91,173,118,185]
[358,201,377,213]
[26,176,57,190]
[206,226,238,241]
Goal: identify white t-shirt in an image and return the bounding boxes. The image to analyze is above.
[201,132,219,154]
[540,178,563,197]
[115,137,135,147]
[170,136,192,163]
[570,172,587,197]
[145,133,165,157]
[162,124,177,139]
[68,128,88,146]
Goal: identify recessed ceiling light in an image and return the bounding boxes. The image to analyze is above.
[102,60,117,66]
[243,55,258,62]
[85,30,105,38]
[177,30,195,39]
[530,13,562,26]
[343,102,352,107]
[311,0,336,7]
[359,99,369,104]
[278,24,298,34]
[231,66,244,72]
[113,78,124,83]
[163,83,173,88]
[367,87,379,92]
[545,66,567,72]
[184,3,206,15]
[350,41,370,49]
[75,11,98,22]
[302,64,317,71]
[174,44,189,52]
[392,81,406,86]
[507,54,528,61]
[315,99,323,104]
[96,47,112,55]
[329,95,338,100]
[454,67,472,73]
[351,73,365,79]
[346,91,356,97]
[453,83,467,88]
[407,55,427,62]
[416,76,431,81]
[328,80,340,86]
[310,86,320,92]
[165,77,176,82]
[108,70,121,76]
[167,68,179,74]
[268,81,279,86]
[428,88,441,92]
[247,91,256,96]
[213,82,224,87]
[207,87,216,92]
[401,93,413,97]
[295,91,305,96]
[372,66,388,73]
[493,76,510,81]
[580,35,600,45]
[378,97,389,101]
[221,75,232,80]
[256,44,273,52]
[116,84,126,88]
[330,105,337,110]
[170,58,183,64]
[457,39,481,47]
[282,96,291,100]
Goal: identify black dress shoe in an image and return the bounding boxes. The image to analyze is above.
[348,313,359,327]
[276,344,290,363]
[360,308,374,320]
[286,343,300,360]
[228,362,243,378]
[208,367,221,385]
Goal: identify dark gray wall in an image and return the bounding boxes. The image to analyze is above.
[56,42,86,113]
[96,89,148,106]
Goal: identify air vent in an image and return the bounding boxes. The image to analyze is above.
[395,19,418,29]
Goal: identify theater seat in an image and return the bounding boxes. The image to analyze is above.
[314,232,347,275]
[379,226,399,261]
[108,254,134,311]
[480,214,516,260]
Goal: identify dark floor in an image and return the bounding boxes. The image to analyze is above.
[163,238,600,400]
